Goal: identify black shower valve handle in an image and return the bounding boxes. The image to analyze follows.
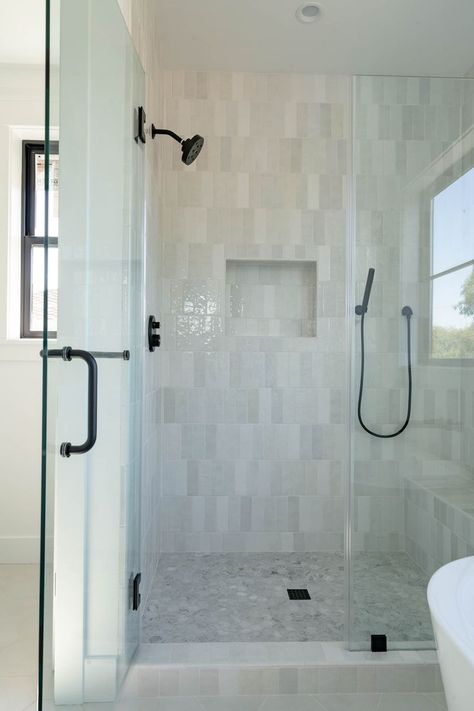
[148,315,161,352]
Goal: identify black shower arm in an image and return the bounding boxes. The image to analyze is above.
[151,126,183,144]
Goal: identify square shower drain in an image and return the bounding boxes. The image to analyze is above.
[287,588,311,600]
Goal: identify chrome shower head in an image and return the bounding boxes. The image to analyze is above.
[151,125,205,166]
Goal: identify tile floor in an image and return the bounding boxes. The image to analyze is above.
[0,564,38,711]
[1,561,443,711]
[142,552,432,644]
[29,691,448,710]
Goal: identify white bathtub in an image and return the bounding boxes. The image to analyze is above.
[427,557,474,711]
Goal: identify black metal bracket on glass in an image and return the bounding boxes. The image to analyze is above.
[148,315,161,352]
[132,572,142,611]
[40,347,98,458]
[135,106,146,144]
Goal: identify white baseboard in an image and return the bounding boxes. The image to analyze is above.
[0,535,40,563]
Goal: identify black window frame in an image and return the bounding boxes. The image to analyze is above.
[21,140,59,339]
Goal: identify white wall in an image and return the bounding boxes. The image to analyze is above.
[0,64,45,563]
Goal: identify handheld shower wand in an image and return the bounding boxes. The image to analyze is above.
[355,268,413,438]
[355,267,375,315]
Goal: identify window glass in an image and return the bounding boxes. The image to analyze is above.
[432,166,474,275]
[34,153,60,238]
[431,166,474,360]
[22,142,59,337]
[29,245,58,334]
[432,265,474,359]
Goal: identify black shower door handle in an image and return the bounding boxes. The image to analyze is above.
[41,347,98,457]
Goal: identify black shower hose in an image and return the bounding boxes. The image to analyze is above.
[357,309,412,438]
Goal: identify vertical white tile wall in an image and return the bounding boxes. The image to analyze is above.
[118,6,474,586]
[159,71,349,553]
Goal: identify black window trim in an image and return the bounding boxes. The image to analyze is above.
[21,140,59,339]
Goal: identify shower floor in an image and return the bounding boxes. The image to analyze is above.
[141,552,433,644]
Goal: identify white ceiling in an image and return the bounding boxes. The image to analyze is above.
[1,0,472,77]
[0,0,45,65]
[153,0,474,77]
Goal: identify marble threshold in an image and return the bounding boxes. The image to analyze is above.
[120,642,443,699]
[135,641,438,667]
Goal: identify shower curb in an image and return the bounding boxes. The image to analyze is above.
[120,643,442,698]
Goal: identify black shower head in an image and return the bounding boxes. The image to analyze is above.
[151,125,205,166]
[181,135,205,165]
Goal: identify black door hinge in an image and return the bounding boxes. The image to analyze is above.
[135,106,146,144]
[132,572,142,611]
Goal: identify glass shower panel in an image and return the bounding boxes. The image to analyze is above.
[39,0,145,706]
[38,1,60,704]
[348,75,474,651]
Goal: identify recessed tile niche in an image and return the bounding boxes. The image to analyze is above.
[225,260,317,337]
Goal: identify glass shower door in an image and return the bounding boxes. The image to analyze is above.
[39,0,145,705]
[348,74,474,651]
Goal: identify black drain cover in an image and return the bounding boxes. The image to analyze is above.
[371,634,387,652]
[287,589,311,600]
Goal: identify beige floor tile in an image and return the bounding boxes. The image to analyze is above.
[378,693,445,711]
[0,675,36,711]
[315,693,381,710]
[423,693,447,710]
[197,696,264,711]
[260,695,324,711]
